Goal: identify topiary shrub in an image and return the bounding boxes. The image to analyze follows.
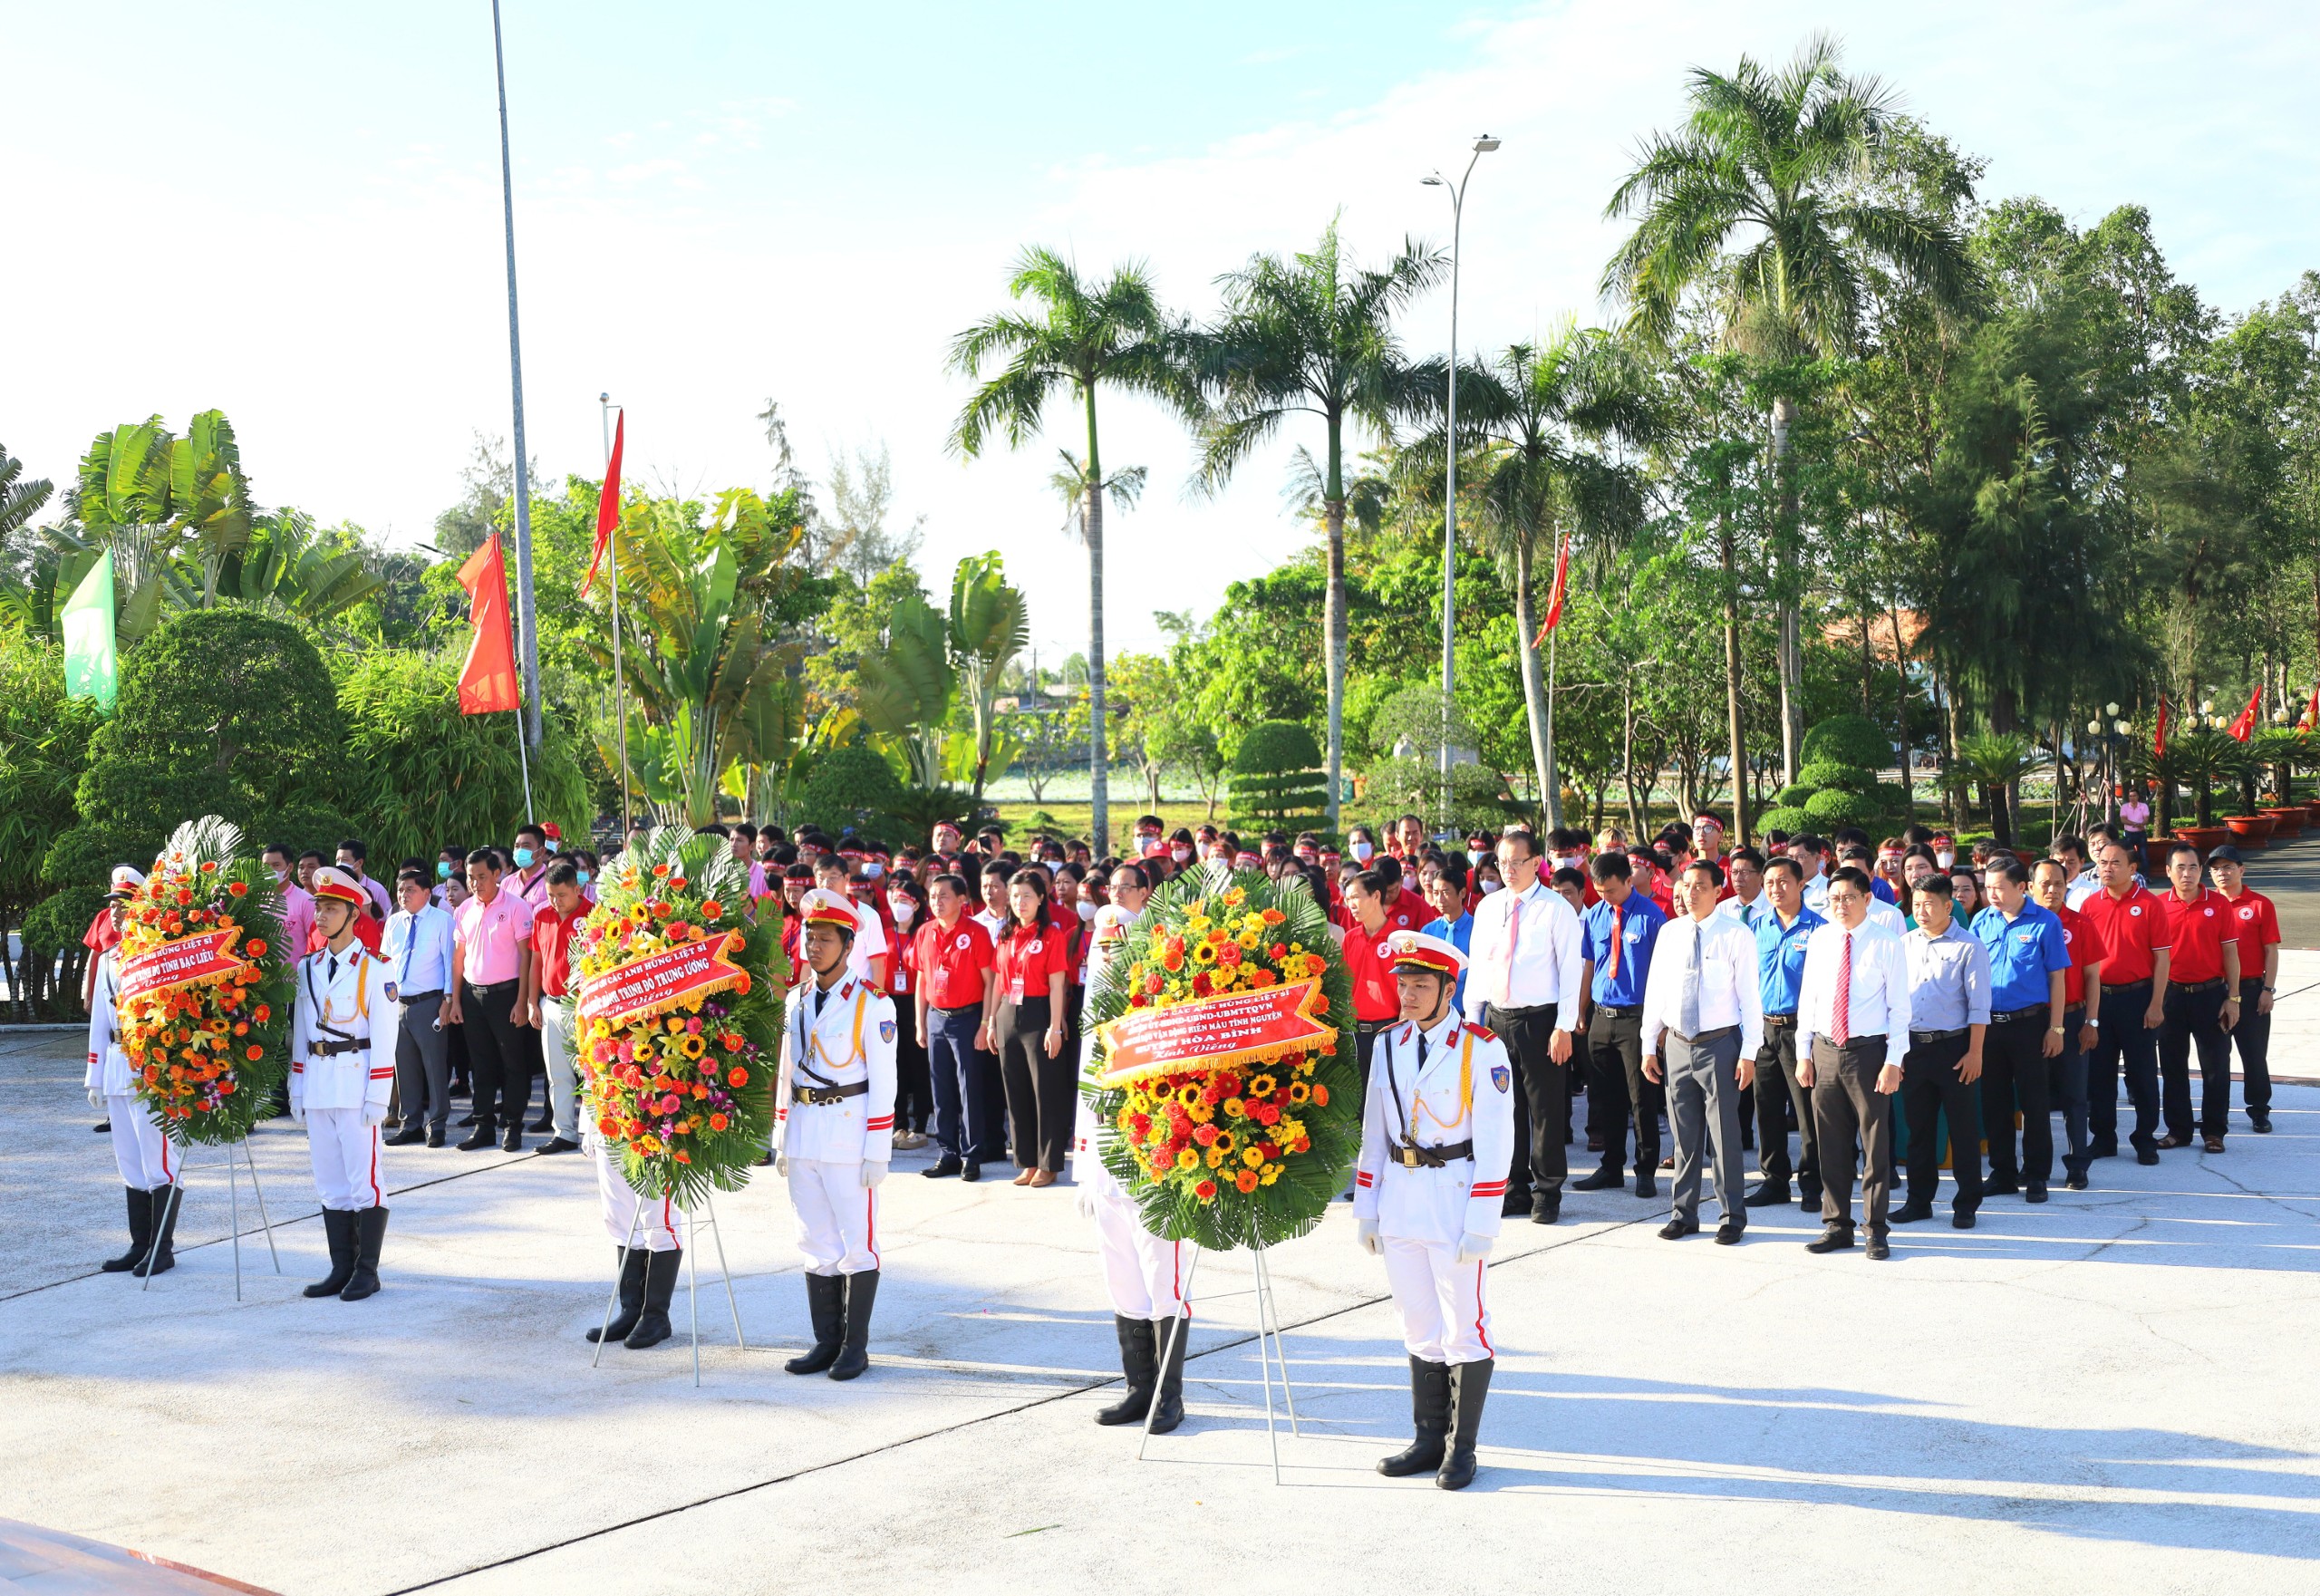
[1804,788,1882,827]
[1229,719,1329,832]
[1774,783,1816,809]
[1802,714,1892,772]
[1796,759,1877,795]
[1757,806,1813,837]
[798,744,904,836]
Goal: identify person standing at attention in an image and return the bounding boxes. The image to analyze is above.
[1795,867,1910,1260]
[1639,860,1762,1243]
[1463,828,1583,1225]
[1572,851,1667,1200]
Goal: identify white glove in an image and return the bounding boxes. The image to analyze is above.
[1455,1231,1494,1264]
[773,1152,788,1178]
[88,1088,105,1113]
[1074,1182,1098,1221]
[289,1102,305,1126]
[362,1103,388,1128]
[1356,1216,1381,1256]
[859,1160,887,1189]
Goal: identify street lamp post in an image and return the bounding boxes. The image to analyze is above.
[1423,134,1499,837]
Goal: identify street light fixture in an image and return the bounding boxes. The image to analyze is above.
[1423,134,1499,836]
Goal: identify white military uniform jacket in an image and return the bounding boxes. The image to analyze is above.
[289,944,393,1115]
[774,976,898,1165]
[84,950,131,1097]
[1353,1011,1517,1243]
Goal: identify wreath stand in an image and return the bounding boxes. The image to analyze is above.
[141,1136,283,1301]
[591,1187,746,1387]
[1138,1239,1301,1485]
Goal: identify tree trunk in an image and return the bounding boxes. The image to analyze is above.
[1621,674,1640,836]
[1890,598,1912,819]
[1721,518,1750,846]
[1513,531,1562,829]
[1083,392,1109,856]
[1323,421,1348,832]
[1771,395,1803,785]
[1938,661,1961,829]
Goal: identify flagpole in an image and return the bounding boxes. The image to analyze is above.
[1545,626,1558,827]
[602,395,633,837]
[491,0,544,752]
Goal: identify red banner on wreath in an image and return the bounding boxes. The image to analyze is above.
[1098,978,1337,1088]
[120,926,251,1003]
[579,932,748,1025]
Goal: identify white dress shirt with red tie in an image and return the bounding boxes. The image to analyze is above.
[1461,880,1583,1029]
[1795,919,1913,1059]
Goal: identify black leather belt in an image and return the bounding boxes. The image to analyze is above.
[1594,1003,1641,1019]
[1909,1027,1967,1045]
[1764,1012,1798,1027]
[2170,978,2224,994]
[1990,1005,2047,1024]
[2102,979,2151,993]
[791,1081,869,1106]
[397,990,444,1004]
[932,1003,981,1019]
[313,1037,370,1057]
[1391,1139,1474,1168]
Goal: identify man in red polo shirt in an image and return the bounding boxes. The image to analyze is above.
[2031,859,2104,1190]
[524,861,589,1156]
[1375,856,1428,936]
[2207,845,2278,1137]
[1339,870,1404,1097]
[2077,839,2170,1166]
[914,872,1001,1181]
[2154,841,2240,1154]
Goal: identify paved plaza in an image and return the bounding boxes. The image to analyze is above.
[4,872,2319,1594]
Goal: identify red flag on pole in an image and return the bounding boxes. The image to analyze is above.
[2153,696,2169,759]
[582,411,624,598]
[2226,682,2262,742]
[1530,538,1571,648]
[2302,681,2319,732]
[455,533,521,716]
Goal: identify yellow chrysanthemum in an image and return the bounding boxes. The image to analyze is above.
[1176,1148,1200,1171]
[1242,1147,1264,1167]
[1204,1147,1224,1169]
[1223,1097,1246,1118]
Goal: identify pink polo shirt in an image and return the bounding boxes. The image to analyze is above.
[454,887,535,987]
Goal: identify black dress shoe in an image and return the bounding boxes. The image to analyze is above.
[2091,1140,2118,1159]
[2065,1171,2087,1190]
[962,1161,982,1182]
[1530,1194,1561,1225]
[500,1128,524,1152]
[425,1128,445,1148]
[1799,1187,1823,1211]
[384,1127,426,1146]
[2156,1134,2190,1150]
[1501,1189,1532,1216]
[1634,1175,1657,1201]
[1657,1217,1698,1241]
[1714,1221,1744,1245]
[1983,1177,2020,1196]
[2250,1112,2272,1134]
[1804,1226,1856,1254]
[456,1113,478,1127]
[1951,1210,1977,1229]
[457,1127,496,1151]
[922,1156,962,1178]
[2025,1185,2048,1204]
[1890,1204,1933,1224]
[528,1112,556,1132]
[534,1137,580,1156]
[1571,1166,1624,1191]
[1865,1237,1890,1261]
[1743,1183,1792,1208]
[2136,1147,2160,1166]
[93,1120,111,1133]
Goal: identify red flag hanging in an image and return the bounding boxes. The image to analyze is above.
[2303,681,2319,732]
[2226,682,2262,742]
[456,533,521,716]
[1530,538,1571,648]
[2153,696,2169,759]
[581,411,624,598]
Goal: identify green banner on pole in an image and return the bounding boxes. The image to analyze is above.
[63,549,118,712]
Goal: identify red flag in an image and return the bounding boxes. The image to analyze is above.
[582,411,624,598]
[2227,683,2262,742]
[2154,696,2169,759]
[2302,681,2319,732]
[455,533,520,716]
[1530,538,1571,647]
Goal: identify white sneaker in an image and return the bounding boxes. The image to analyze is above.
[893,1130,928,1151]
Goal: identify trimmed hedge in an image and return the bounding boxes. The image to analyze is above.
[1796,759,1878,795]
[1774,783,1816,809]
[1757,806,1813,836]
[1804,788,1882,827]
[1802,714,1891,772]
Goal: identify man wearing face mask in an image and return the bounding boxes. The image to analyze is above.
[884,875,932,1149]
[430,846,465,908]
[264,843,316,983]
[508,824,552,910]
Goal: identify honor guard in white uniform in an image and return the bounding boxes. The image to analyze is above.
[1070,889,1190,1434]
[1353,930,1515,1490]
[586,1104,685,1353]
[87,866,183,1278]
[774,889,897,1381]
[289,867,394,1301]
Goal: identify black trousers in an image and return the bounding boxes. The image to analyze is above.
[1810,1037,1892,1236]
[392,992,452,1135]
[1584,1007,1657,1175]
[1980,1013,2054,1187]
[892,990,931,1133]
[2160,982,2233,1138]
[459,979,526,1135]
[1754,1020,1819,1197]
[997,997,1074,1172]
[1355,1019,1395,1102]
[2230,975,2272,1119]
[1900,1034,1983,1214]
[1485,1002,1568,1200]
[2088,982,2162,1154]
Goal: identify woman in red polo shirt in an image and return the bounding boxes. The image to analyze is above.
[990,870,1074,1187]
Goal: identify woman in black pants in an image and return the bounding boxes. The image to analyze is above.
[989,868,1073,1187]
[884,873,933,1148]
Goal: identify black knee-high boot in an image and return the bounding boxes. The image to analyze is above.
[1096,1315,1157,1424]
[102,1188,153,1272]
[786,1273,846,1374]
[828,1270,879,1379]
[1378,1357,1451,1476]
[1436,1359,1494,1490]
[304,1210,357,1297]
[340,1207,389,1301]
[588,1248,649,1342]
[624,1248,682,1349]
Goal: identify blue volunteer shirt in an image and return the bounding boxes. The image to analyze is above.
[1971,900,2071,1012]
[1420,912,1474,1012]
[1755,904,1826,1017]
[1580,891,1666,1006]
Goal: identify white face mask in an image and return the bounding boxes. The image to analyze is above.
[1936,850,1955,869]
[1172,846,1193,863]
[861,861,884,879]
[888,896,915,924]
[1479,877,1503,894]
[1075,899,1096,922]
[1351,842,1374,863]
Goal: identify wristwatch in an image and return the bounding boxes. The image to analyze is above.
[2048,1025,2064,1035]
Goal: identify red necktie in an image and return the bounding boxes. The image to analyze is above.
[1605,902,1623,983]
[1832,929,1851,1047]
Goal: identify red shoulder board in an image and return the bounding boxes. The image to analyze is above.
[1464,1022,1497,1043]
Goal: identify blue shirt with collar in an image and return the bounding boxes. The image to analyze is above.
[1971,899,2071,1013]
[1420,912,1473,1011]
[1580,890,1665,1007]
[1755,903,1826,1017]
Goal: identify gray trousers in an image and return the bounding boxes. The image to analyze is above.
[393,993,452,1133]
[539,995,582,1143]
[1667,1027,1745,1225]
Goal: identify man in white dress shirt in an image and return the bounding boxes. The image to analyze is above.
[1463,828,1584,1225]
[1795,866,1911,1260]
[381,868,457,1146]
[1643,860,1764,1243]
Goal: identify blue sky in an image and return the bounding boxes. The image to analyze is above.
[8,2,2316,658]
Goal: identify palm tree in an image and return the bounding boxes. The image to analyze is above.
[1956,730,2042,845]
[1194,218,1445,826]
[948,249,1194,853]
[1422,322,1659,829]
[1601,32,1974,783]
